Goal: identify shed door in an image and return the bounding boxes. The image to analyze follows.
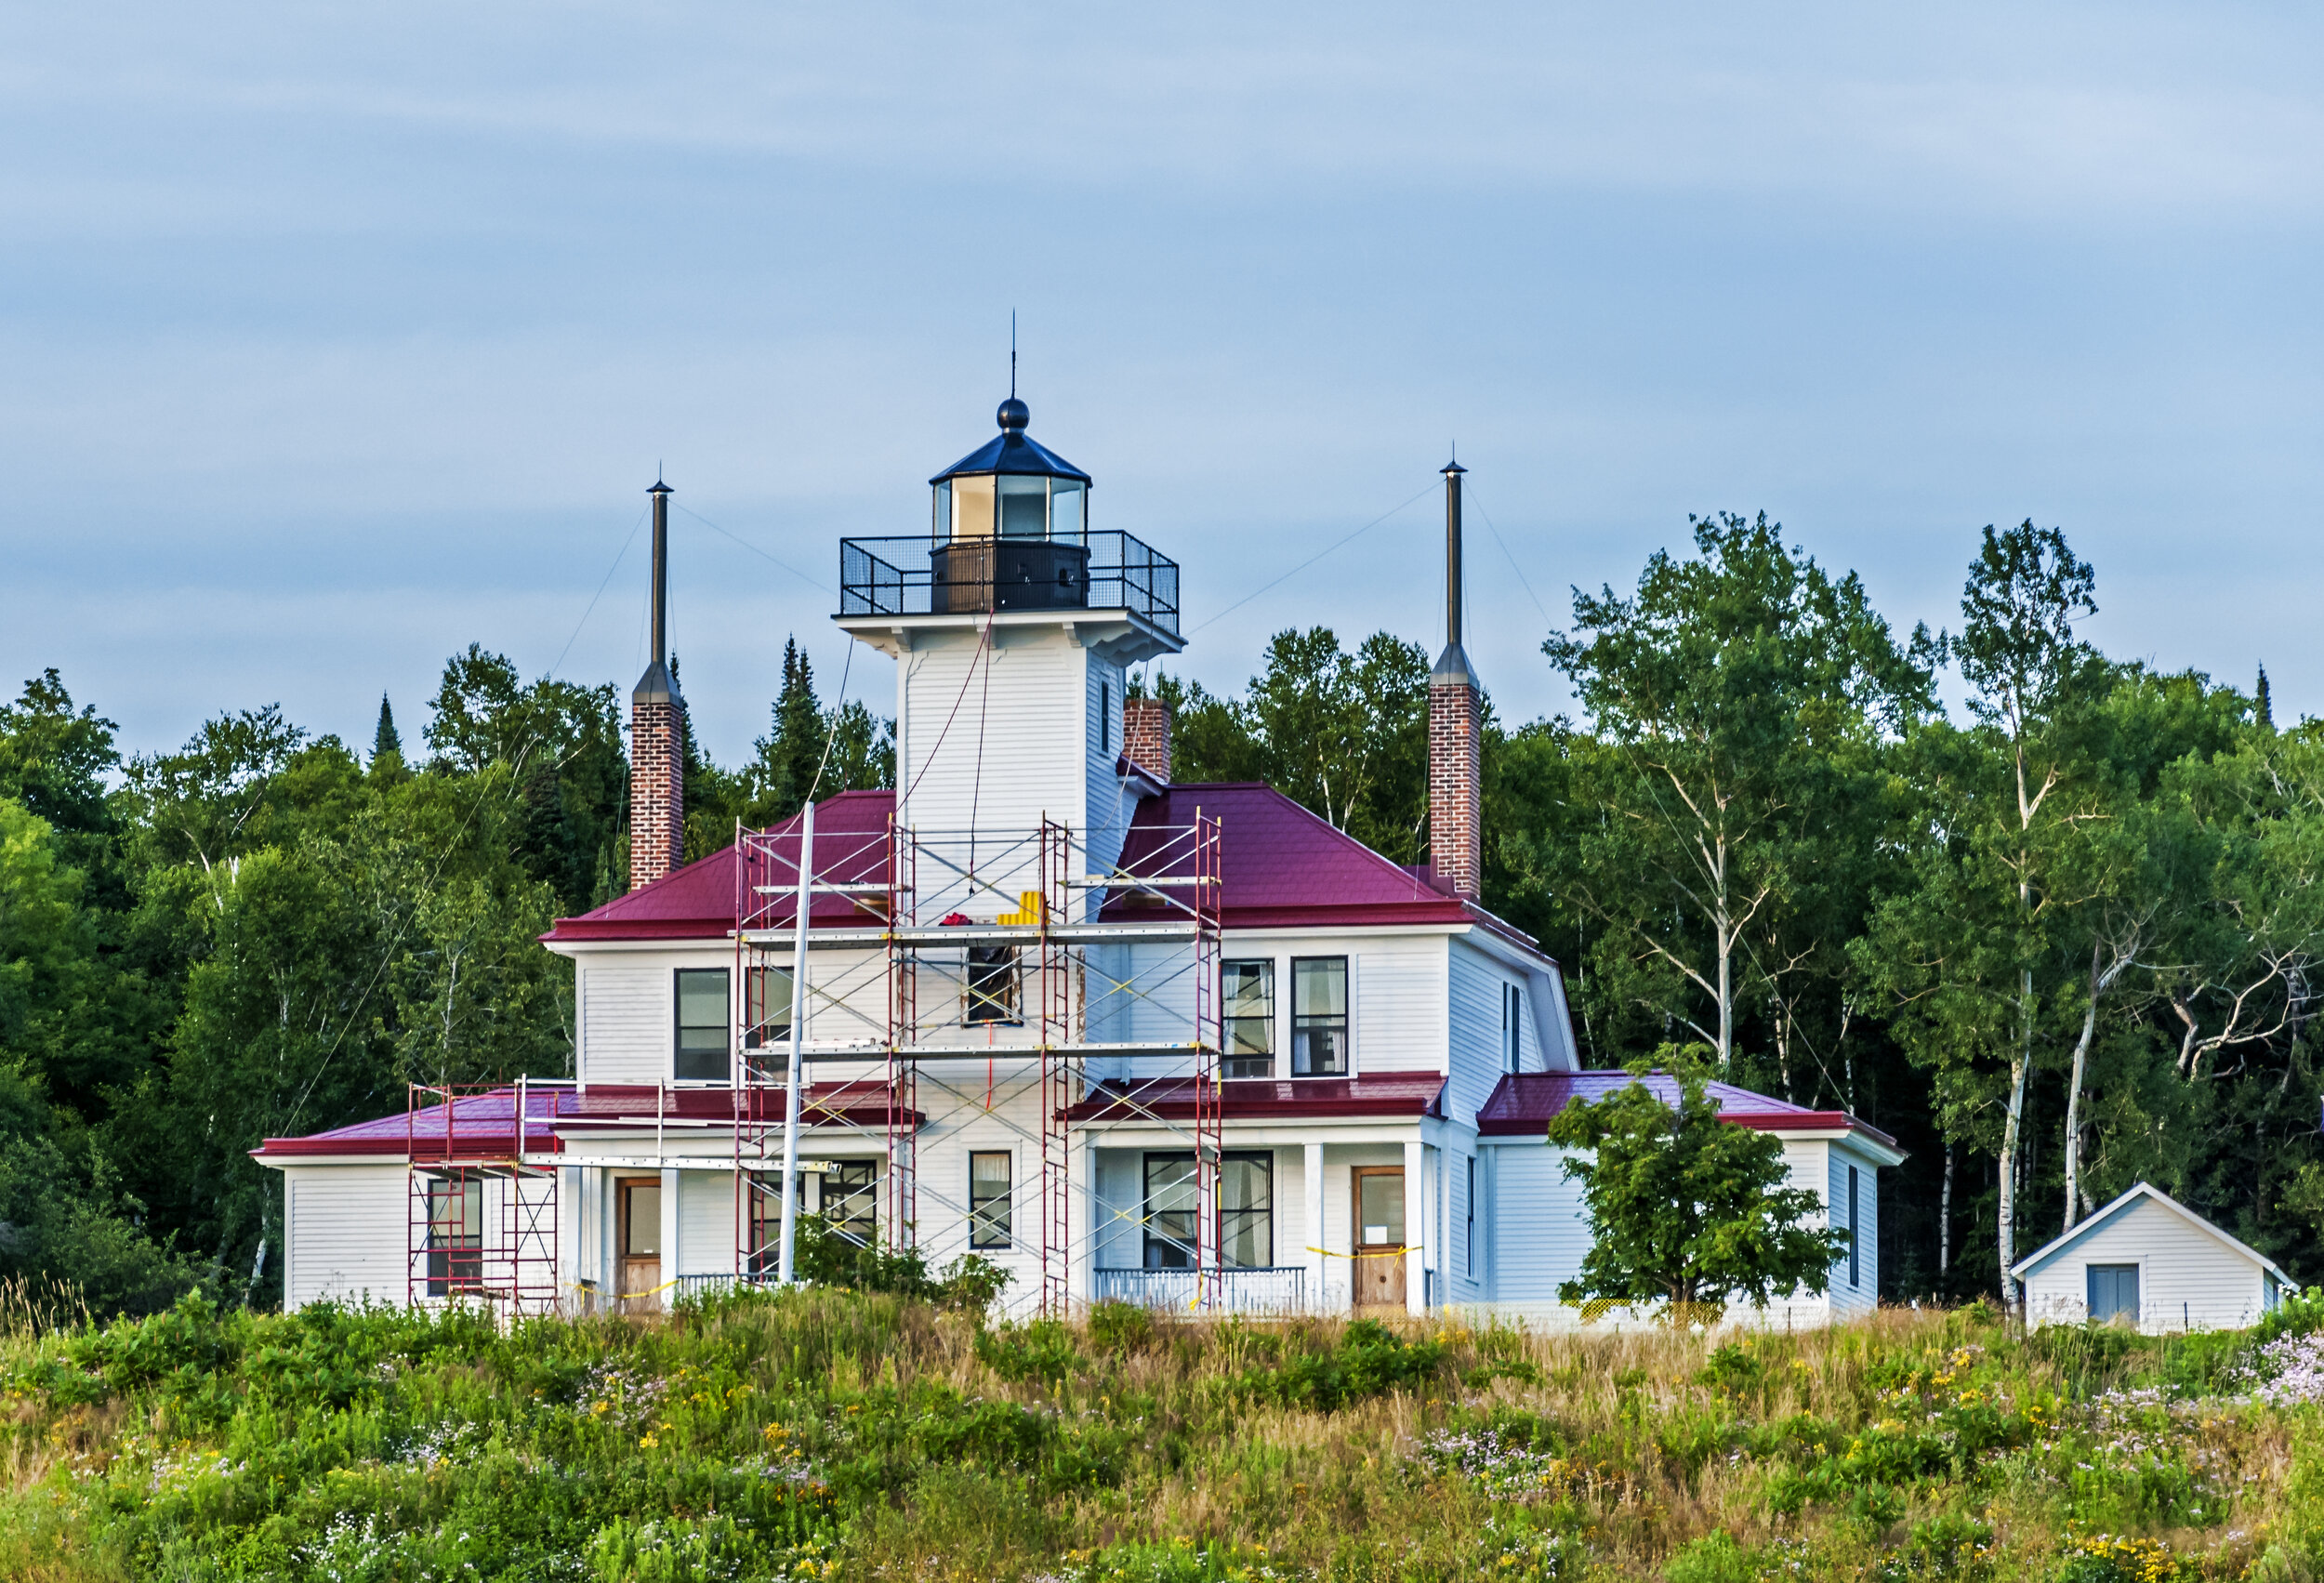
[2087,1262,2139,1325]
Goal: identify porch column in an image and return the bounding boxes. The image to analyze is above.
[1303,1141,1326,1312]
[1405,1138,1427,1317]
[1069,1131,1094,1308]
[660,1167,681,1290]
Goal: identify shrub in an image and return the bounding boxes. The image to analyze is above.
[1087,1299,1156,1355]
[1241,1318,1445,1411]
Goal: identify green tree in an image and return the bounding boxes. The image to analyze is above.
[1545,1049,1846,1315]
[1855,523,2119,1301]
[1148,627,1431,864]
[1543,513,1931,1075]
[372,693,403,771]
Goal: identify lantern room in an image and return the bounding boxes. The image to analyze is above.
[926,397,1092,613]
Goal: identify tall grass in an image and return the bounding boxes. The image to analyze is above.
[0,1288,2314,1580]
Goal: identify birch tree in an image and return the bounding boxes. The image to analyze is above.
[1545,513,1929,1074]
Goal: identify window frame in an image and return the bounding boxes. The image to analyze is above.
[1465,1155,1476,1276]
[1221,957,1276,1079]
[673,967,733,1082]
[743,963,794,1051]
[1290,956,1349,1077]
[966,944,1020,1025]
[1140,1150,1274,1269]
[425,1177,482,1298]
[969,1151,1013,1249]
[1100,680,1112,754]
[1502,983,1524,1073]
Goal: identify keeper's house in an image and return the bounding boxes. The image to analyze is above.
[254,397,1901,1325]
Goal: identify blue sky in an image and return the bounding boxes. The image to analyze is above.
[5,3,2320,765]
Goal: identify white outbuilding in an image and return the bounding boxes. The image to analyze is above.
[2012,1181,2291,1333]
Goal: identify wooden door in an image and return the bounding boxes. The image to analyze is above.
[616,1178,663,1314]
[1352,1167,1406,1310]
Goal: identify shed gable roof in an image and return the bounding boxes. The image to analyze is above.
[2010,1181,2291,1282]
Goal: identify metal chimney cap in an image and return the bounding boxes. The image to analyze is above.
[996,396,1030,431]
[649,479,673,495]
[1441,457,1466,477]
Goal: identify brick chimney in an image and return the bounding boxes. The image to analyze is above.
[629,480,685,890]
[1123,695,1173,784]
[1429,458,1482,900]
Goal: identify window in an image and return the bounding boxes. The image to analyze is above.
[1291,957,1348,1076]
[966,945,1019,1023]
[999,474,1049,537]
[1221,959,1275,1079]
[821,1160,878,1247]
[1142,1152,1273,1269]
[2088,1263,2139,1324]
[425,1177,482,1298]
[1100,681,1112,753]
[1465,1156,1476,1276]
[752,1160,878,1272]
[1220,1153,1273,1268]
[744,964,794,1050]
[674,968,731,1081]
[1846,1165,1860,1287]
[970,1152,1013,1248]
[1502,983,1524,1073]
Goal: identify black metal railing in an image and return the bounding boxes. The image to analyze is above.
[840,531,1181,635]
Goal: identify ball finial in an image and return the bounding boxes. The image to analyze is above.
[997,396,1030,431]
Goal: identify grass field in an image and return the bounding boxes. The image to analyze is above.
[3,1284,2321,1581]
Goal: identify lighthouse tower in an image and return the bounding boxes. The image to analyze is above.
[836,397,1185,905]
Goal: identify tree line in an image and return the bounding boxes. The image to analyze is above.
[0,639,886,1313]
[1154,514,2324,1305]
[3,512,2317,1313]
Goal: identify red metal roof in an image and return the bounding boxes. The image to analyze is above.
[544,782,1551,955]
[1474,1071,1897,1147]
[251,1080,918,1161]
[546,790,896,942]
[1067,1070,1447,1125]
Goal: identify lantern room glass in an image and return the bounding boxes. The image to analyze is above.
[998,475,1048,537]
[933,475,1087,545]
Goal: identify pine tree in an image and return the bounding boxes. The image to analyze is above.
[369,693,406,781]
[2258,664,2275,731]
[750,638,828,824]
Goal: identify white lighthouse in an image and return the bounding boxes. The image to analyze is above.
[836,396,1185,903]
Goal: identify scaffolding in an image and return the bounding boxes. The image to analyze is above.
[403,1078,562,1317]
[733,808,1224,1314]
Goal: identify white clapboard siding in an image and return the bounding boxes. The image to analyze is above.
[285,1166,410,1307]
[1446,940,1522,1123]
[1482,1143,1593,1302]
[899,629,1096,851]
[2023,1195,2271,1332]
[1083,653,1135,883]
[579,962,667,1086]
[1352,935,1443,1073]
[677,1169,737,1277]
[1828,1144,1878,1316]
